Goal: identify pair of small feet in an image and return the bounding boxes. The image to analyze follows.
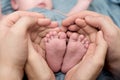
[45,31,89,73]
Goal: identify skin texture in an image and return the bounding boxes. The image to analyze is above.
[26,19,60,80]
[65,31,108,80]
[0,11,58,80]
[26,16,108,80]
[62,10,120,79]
[11,0,53,10]
[45,31,67,72]
[0,11,45,80]
[0,10,117,80]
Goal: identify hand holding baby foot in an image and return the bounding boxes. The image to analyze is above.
[29,18,61,58]
[65,31,108,80]
[25,19,60,80]
[63,11,120,79]
[25,37,55,80]
[85,15,120,79]
[44,31,90,73]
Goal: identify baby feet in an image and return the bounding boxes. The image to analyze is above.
[45,31,89,73]
[45,31,67,72]
[61,33,89,73]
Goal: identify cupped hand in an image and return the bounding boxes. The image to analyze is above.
[65,31,108,80]
[62,10,120,79]
[0,11,44,80]
[25,17,61,80]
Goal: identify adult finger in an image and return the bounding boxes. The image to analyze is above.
[11,16,37,35]
[1,11,45,27]
[85,16,117,35]
[62,10,101,27]
[38,18,51,26]
[49,21,58,28]
[75,18,98,34]
[75,18,97,42]
[38,19,58,28]
[68,24,80,32]
[38,27,61,38]
[94,31,108,62]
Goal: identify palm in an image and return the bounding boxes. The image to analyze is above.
[65,25,98,80]
[30,26,59,57]
[26,25,59,80]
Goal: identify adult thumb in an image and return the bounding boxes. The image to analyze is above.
[11,16,37,35]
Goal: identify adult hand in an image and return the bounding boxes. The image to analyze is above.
[62,10,120,79]
[85,15,120,80]
[65,31,108,80]
[25,36,56,80]
[0,11,44,80]
[25,18,60,80]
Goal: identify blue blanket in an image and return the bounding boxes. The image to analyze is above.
[89,0,120,28]
[2,0,120,28]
